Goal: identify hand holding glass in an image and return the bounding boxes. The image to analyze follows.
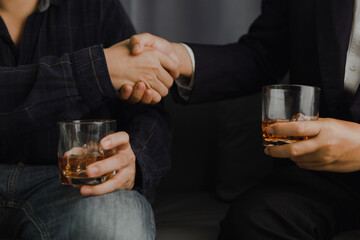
[262,85,320,146]
[58,120,117,185]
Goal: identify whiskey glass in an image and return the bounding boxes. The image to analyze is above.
[262,84,320,146]
[58,120,117,185]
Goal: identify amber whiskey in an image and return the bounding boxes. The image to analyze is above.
[58,153,115,185]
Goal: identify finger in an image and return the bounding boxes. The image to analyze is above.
[80,170,135,196]
[151,90,162,104]
[128,82,146,104]
[267,121,322,137]
[144,66,171,97]
[64,147,84,157]
[118,85,133,101]
[87,153,130,177]
[100,132,129,150]
[140,89,153,104]
[129,33,157,55]
[156,66,174,93]
[159,53,180,80]
[265,139,320,159]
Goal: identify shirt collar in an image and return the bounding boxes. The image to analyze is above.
[38,0,63,13]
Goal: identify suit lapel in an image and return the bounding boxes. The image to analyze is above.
[315,0,354,118]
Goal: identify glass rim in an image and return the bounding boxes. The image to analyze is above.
[263,84,321,92]
[57,119,116,125]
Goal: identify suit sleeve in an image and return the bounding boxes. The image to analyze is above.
[175,0,290,104]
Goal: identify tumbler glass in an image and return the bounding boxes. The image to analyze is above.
[262,84,320,146]
[58,120,116,185]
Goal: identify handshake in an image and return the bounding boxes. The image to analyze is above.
[104,33,193,104]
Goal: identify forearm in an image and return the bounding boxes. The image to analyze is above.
[0,45,118,135]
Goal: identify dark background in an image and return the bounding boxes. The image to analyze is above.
[120,0,272,200]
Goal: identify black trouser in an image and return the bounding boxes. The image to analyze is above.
[218,166,360,240]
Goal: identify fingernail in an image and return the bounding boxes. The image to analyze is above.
[266,127,273,134]
[264,147,270,155]
[88,166,99,176]
[82,187,92,195]
[102,139,111,149]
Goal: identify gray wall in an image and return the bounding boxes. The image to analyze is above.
[120,0,271,196]
[121,0,261,44]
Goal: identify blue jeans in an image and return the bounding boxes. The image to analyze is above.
[0,163,155,240]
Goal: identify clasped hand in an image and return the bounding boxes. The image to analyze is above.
[114,33,192,104]
[264,118,360,172]
[87,35,181,196]
[104,36,181,104]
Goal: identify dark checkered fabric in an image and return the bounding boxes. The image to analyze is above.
[0,0,172,193]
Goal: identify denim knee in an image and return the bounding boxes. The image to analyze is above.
[56,190,155,240]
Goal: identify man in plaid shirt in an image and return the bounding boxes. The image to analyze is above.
[0,0,178,239]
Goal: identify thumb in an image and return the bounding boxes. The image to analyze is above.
[129,33,157,55]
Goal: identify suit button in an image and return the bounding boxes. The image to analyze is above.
[350,65,357,71]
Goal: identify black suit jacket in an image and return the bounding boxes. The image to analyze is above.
[187,0,360,122]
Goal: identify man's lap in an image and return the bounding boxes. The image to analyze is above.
[0,163,155,240]
[219,166,360,239]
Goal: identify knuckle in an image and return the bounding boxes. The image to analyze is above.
[140,74,155,84]
[144,32,151,37]
[130,35,139,43]
[289,145,300,157]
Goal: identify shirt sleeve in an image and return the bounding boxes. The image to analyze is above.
[0,44,118,135]
[174,43,196,102]
[111,101,172,193]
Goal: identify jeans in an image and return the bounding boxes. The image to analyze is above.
[0,163,155,240]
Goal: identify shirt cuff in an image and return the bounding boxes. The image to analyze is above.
[174,43,196,102]
[71,45,119,109]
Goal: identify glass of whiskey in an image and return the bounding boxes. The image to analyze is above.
[57,120,117,185]
[262,84,320,146]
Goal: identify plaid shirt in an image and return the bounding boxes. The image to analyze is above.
[0,0,172,193]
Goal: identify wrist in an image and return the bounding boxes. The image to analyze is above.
[173,43,193,78]
[103,48,118,88]
[104,47,129,91]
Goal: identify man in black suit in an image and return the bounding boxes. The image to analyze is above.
[119,0,360,239]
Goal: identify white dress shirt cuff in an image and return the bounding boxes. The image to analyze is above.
[174,43,195,102]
